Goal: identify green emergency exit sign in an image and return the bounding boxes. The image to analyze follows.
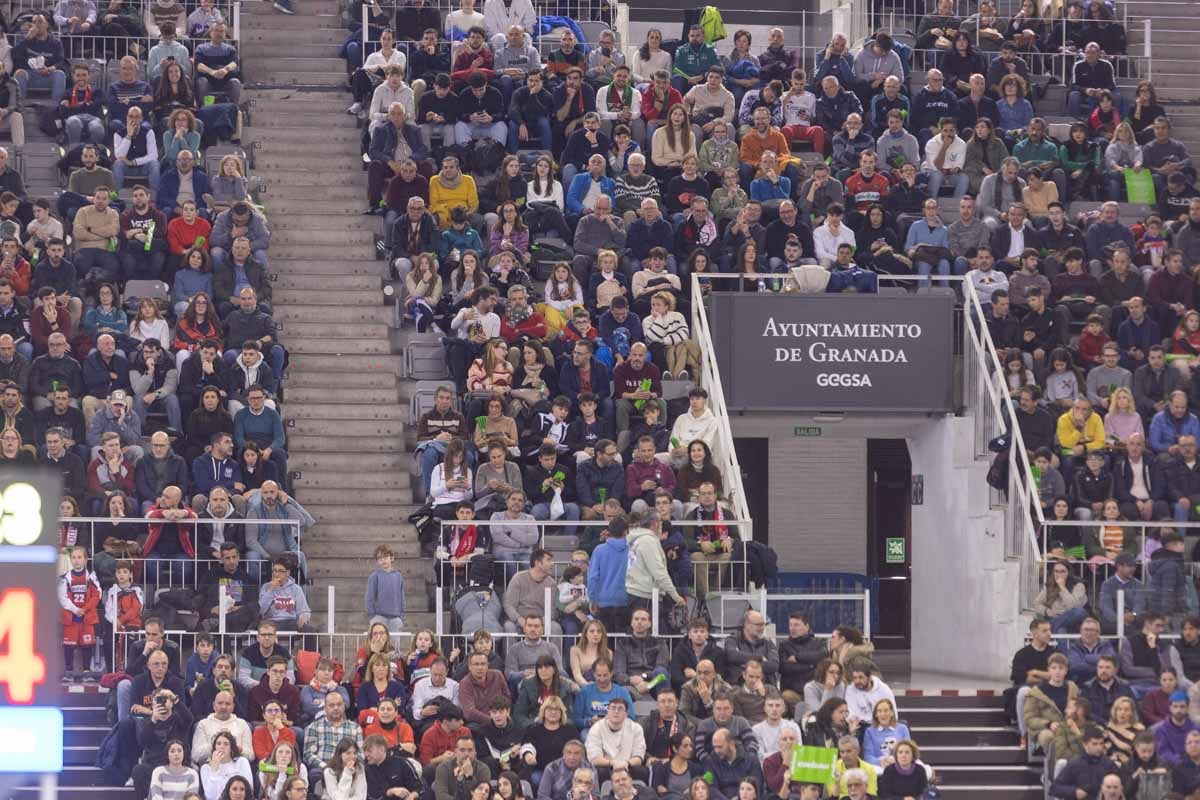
[794,426,822,437]
[885,538,905,564]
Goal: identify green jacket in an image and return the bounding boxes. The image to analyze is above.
[1059,142,1102,173]
[1012,138,1060,167]
[673,43,720,79]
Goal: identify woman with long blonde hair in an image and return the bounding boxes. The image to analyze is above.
[570,619,612,685]
[1104,386,1143,447]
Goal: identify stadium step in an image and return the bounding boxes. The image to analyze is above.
[271,229,376,246]
[274,273,381,291]
[245,125,363,142]
[286,401,404,420]
[284,384,400,403]
[268,243,377,261]
[241,27,347,46]
[246,10,420,659]
[290,451,412,471]
[248,43,344,60]
[288,417,404,437]
[285,352,404,373]
[12,691,132,798]
[307,503,419,523]
[242,0,341,15]
[304,522,419,544]
[273,259,383,276]
[284,337,392,355]
[273,287,383,305]
[288,434,405,454]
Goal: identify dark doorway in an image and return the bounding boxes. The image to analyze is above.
[867,439,911,649]
[734,437,770,545]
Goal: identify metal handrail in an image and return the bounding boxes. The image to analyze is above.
[690,274,752,539]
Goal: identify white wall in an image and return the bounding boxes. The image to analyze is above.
[907,415,1027,681]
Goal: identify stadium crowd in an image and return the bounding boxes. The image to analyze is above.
[15,0,1200,795]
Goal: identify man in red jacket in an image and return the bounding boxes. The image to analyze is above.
[142,484,198,586]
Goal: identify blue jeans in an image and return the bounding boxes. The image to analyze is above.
[1174,499,1197,522]
[133,393,182,431]
[508,117,552,153]
[113,158,161,191]
[916,258,952,285]
[926,169,969,199]
[1050,606,1088,634]
[15,68,66,104]
[66,114,105,145]
[1106,171,1125,202]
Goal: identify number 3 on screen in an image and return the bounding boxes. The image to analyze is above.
[0,589,45,704]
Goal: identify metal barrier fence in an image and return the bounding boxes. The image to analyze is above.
[433,518,754,596]
[110,584,870,680]
[62,514,303,590]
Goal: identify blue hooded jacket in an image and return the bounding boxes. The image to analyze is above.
[588,535,628,608]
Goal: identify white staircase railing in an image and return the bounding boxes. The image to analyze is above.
[690,275,752,540]
[960,280,1045,608]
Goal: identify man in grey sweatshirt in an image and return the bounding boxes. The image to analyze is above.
[1085,343,1133,411]
[502,549,562,633]
[948,194,992,274]
[503,615,561,693]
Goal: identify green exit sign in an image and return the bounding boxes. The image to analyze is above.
[794,426,822,437]
[886,538,906,564]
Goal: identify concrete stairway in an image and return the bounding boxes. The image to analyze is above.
[10,688,122,799]
[240,7,429,635]
[906,694,1041,800]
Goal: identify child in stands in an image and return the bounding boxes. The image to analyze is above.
[59,545,101,681]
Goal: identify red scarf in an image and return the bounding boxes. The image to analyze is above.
[697,504,729,542]
[449,524,478,558]
[67,86,93,107]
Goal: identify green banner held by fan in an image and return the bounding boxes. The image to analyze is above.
[1124,167,1156,205]
[789,745,838,784]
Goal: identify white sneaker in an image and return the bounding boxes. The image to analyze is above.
[347,102,362,114]
[677,369,690,382]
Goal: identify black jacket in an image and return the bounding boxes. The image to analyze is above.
[990,222,1041,264]
[213,257,272,305]
[1166,458,1200,503]
[778,634,826,692]
[368,120,430,165]
[456,85,506,121]
[669,638,727,690]
[1072,467,1114,508]
[509,85,555,125]
[389,211,440,260]
[1113,455,1166,503]
[1050,753,1119,800]
[524,459,577,504]
[366,754,422,800]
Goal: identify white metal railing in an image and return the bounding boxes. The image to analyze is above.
[61,514,303,589]
[960,278,1044,607]
[690,273,752,539]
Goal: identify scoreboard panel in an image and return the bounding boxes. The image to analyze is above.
[0,472,63,775]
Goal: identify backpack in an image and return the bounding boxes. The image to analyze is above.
[529,239,574,280]
[731,540,779,589]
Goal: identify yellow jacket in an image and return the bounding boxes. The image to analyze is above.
[428,174,479,228]
[1056,410,1106,454]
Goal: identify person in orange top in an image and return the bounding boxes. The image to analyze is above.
[167,199,213,256]
[252,698,299,760]
[417,705,473,766]
[58,545,101,680]
[738,105,804,188]
[360,697,417,756]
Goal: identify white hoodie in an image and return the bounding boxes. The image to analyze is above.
[671,406,720,462]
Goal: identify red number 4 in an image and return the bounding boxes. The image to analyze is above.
[0,589,45,704]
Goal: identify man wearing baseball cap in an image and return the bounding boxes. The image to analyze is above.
[85,387,144,461]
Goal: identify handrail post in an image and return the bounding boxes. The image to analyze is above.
[233,1,241,45]
[436,587,444,639]
[544,586,552,640]
[362,2,369,63]
[863,588,871,639]
[1143,19,1151,80]
[1117,589,1125,648]
[219,584,228,638]
[327,585,335,636]
[651,588,660,637]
